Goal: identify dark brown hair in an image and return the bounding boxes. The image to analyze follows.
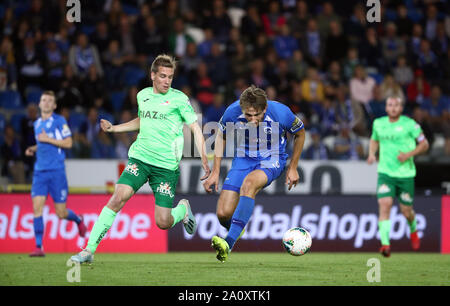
[239,85,268,111]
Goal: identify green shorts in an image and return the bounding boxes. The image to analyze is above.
[117,157,180,208]
[376,172,415,206]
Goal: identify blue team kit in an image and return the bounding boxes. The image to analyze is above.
[31,114,72,203]
[218,100,304,192]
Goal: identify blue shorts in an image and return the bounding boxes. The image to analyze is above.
[31,169,68,203]
[222,158,286,193]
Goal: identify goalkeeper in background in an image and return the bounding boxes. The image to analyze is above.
[367,96,429,257]
[70,54,210,263]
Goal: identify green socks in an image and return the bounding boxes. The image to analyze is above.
[171,203,186,228]
[87,206,117,254]
[408,218,417,233]
[378,220,391,246]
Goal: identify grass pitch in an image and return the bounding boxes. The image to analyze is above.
[0,252,449,286]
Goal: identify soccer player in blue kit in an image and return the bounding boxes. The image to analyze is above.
[25,91,86,257]
[203,85,306,262]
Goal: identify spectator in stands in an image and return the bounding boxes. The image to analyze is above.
[157,0,182,34]
[412,106,435,151]
[57,64,82,109]
[324,61,345,100]
[334,85,357,130]
[203,0,232,43]
[117,14,136,64]
[381,22,406,69]
[423,4,440,41]
[133,15,166,60]
[68,33,103,79]
[318,98,338,137]
[406,69,431,106]
[420,85,450,150]
[204,93,226,124]
[288,81,312,126]
[287,0,310,39]
[416,39,439,81]
[80,65,107,111]
[192,61,215,111]
[21,103,39,180]
[240,5,263,45]
[393,55,414,88]
[1,125,26,183]
[197,28,214,58]
[317,2,342,38]
[379,74,406,102]
[122,86,138,113]
[300,67,325,104]
[273,58,293,101]
[300,18,325,68]
[0,36,17,91]
[273,24,298,59]
[431,22,449,59]
[261,0,286,38]
[204,42,229,87]
[407,23,424,63]
[342,47,361,81]
[114,110,136,159]
[16,32,46,93]
[102,40,125,90]
[45,38,66,92]
[324,20,349,67]
[303,127,331,160]
[333,123,364,160]
[358,27,384,73]
[91,129,115,159]
[343,3,367,45]
[169,18,195,58]
[79,107,100,148]
[90,20,115,56]
[349,65,376,107]
[248,58,269,90]
[395,4,414,38]
[288,50,308,81]
[230,41,250,80]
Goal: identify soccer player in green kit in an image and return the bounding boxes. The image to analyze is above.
[70,55,210,263]
[367,96,429,257]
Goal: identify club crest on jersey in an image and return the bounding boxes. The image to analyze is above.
[263,127,272,134]
[378,184,391,194]
[124,163,139,176]
[157,182,174,198]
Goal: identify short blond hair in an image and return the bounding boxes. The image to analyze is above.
[150,54,177,73]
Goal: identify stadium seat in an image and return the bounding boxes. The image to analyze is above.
[26,90,43,104]
[9,112,26,133]
[109,91,126,112]
[123,66,146,86]
[0,90,22,110]
[68,112,87,133]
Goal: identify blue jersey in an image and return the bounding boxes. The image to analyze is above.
[218,100,304,167]
[34,114,72,171]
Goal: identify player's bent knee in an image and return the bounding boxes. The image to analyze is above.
[155,217,172,230]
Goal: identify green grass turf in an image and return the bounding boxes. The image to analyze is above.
[0,252,449,286]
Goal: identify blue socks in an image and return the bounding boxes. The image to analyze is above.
[66,209,81,224]
[33,209,81,248]
[33,217,44,248]
[224,196,255,250]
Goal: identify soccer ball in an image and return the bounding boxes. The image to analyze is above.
[282,227,312,256]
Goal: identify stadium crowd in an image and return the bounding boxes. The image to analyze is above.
[0,0,449,184]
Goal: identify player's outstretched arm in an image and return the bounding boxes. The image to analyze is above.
[203,129,225,193]
[286,128,306,191]
[101,118,140,133]
[189,121,211,180]
[367,139,379,164]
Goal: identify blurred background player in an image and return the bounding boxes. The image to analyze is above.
[367,96,429,257]
[203,85,305,262]
[25,91,86,257]
[70,54,210,264]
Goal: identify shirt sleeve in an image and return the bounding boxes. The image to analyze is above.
[371,120,379,141]
[218,105,235,132]
[280,105,304,134]
[410,119,423,140]
[58,117,72,139]
[178,95,198,125]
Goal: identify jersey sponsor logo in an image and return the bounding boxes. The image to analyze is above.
[289,117,303,133]
[156,182,175,198]
[161,100,170,105]
[139,110,168,120]
[124,163,139,176]
[378,184,391,194]
[395,126,403,132]
[400,192,412,203]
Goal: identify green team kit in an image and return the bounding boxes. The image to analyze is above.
[371,115,423,205]
[118,87,197,207]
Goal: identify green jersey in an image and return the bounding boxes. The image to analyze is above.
[128,87,198,170]
[371,115,423,178]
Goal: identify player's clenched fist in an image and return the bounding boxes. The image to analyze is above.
[100,119,114,132]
